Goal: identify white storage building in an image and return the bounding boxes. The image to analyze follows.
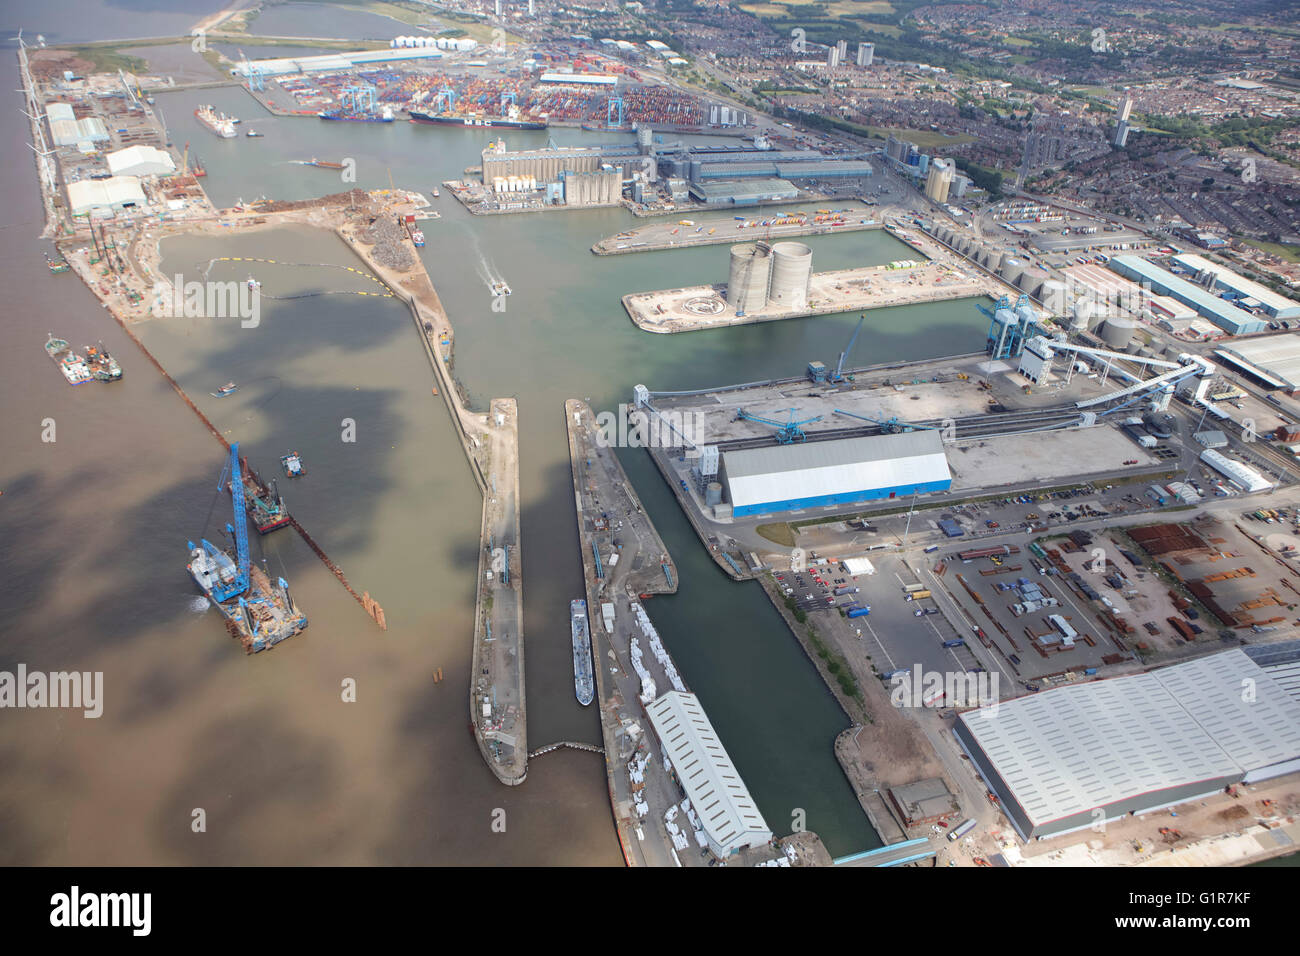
[719,431,952,517]
[955,649,1300,841]
[1200,448,1273,493]
[106,145,175,178]
[645,691,772,857]
[67,176,146,216]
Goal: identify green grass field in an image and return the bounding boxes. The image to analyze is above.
[1242,239,1300,264]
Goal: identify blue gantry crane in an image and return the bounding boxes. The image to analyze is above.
[737,407,822,443]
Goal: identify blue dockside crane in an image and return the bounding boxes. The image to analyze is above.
[831,315,865,383]
[833,408,936,434]
[736,408,822,444]
[202,442,251,603]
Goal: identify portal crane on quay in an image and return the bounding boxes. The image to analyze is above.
[736,407,822,443]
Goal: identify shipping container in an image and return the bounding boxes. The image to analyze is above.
[847,606,872,618]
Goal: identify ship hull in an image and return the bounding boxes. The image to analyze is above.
[319,112,395,123]
[409,111,547,130]
[571,599,594,707]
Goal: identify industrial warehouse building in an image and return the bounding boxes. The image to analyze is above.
[106,145,175,178]
[1108,255,1267,335]
[645,691,773,857]
[67,176,146,217]
[955,650,1300,841]
[719,431,952,517]
[1212,336,1300,394]
[1172,253,1300,320]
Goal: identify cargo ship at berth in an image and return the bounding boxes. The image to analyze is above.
[190,443,307,653]
[83,343,122,381]
[227,455,290,534]
[571,599,594,706]
[195,105,237,138]
[319,106,394,123]
[45,334,93,385]
[409,106,547,130]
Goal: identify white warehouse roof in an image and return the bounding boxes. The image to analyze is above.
[1213,335,1300,392]
[107,144,175,177]
[539,72,618,85]
[1172,253,1300,319]
[955,649,1300,840]
[721,431,951,515]
[67,176,146,216]
[645,691,772,856]
[1200,448,1273,493]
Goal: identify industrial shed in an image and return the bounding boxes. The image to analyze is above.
[955,650,1300,841]
[106,145,175,178]
[67,176,146,216]
[719,431,952,517]
[1213,336,1300,394]
[645,691,772,857]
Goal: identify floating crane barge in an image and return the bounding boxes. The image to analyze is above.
[189,442,307,653]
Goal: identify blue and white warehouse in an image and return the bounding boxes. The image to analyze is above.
[719,431,952,517]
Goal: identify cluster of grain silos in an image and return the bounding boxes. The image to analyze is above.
[727,241,811,313]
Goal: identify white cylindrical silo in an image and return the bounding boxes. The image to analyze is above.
[768,241,812,311]
[728,242,771,313]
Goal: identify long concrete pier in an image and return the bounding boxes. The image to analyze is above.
[592,209,882,256]
[565,399,683,865]
[338,216,528,786]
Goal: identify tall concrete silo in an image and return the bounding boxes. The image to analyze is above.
[768,241,813,311]
[1040,280,1067,315]
[728,242,771,313]
[1100,316,1137,350]
[985,250,1003,271]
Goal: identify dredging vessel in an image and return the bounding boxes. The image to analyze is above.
[83,343,122,381]
[189,443,307,653]
[45,334,93,385]
[195,105,237,138]
[571,599,594,706]
[228,454,290,534]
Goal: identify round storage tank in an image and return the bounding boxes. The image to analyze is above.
[985,250,1003,271]
[958,239,974,257]
[768,241,812,311]
[1019,275,1044,298]
[728,243,771,313]
[705,482,723,506]
[1100,316,1137,350]
[1000,265,1023,286]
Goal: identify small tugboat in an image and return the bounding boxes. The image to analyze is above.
[490,280,511,297]
[245,129,263,138]
[432,186,440,198]
[410,228,425,247]
[45,334,93,385]
[84,342,122,381]
[213,382,239,398]
[280,451,305,478]
[46,255,70,274]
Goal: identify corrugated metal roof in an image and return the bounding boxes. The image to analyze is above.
[645,691,772,855]
[722,431,950,509]
[1110,256,1264,334]
[1172,253,1300,318]
[958,650,1300,830]
[1214,335,1300,390]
